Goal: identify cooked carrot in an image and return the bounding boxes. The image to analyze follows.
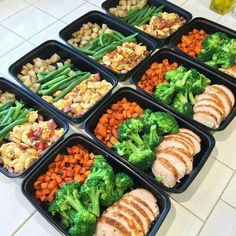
[34,144,95,202]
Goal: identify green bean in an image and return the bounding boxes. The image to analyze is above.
[12,102,24,121]
[128,6,149,24]
[55,67,72,78]
[0,118,28,141]
[1,107,15,124]
[77,47,96,55]
[17,109,29,119]
[132,6,155,26]
[0,109,10,118]
[84,37,100,50]
[124,6,141,21]
[53,73,91,102]
[135,16,152,26]
[39,72,83,96]
[112,30,126,39]
[0,122,10,129]
[37,64,72,84]
[40,75,68,89]
[92,43,119,61]
[0,99,14,112]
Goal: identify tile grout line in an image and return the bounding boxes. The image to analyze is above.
[210,155,235,171]
[196,169,235,235]
[11,210,37,236]
[221,198,236,210]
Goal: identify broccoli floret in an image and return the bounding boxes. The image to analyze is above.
[198,47,217,62]
[172,92,194,118]
[127,140,155,171]
[213,51,235,69]
[143,124,162,148]
[165,66,187,82]
[188,91,196,105]
[114,173,134,197]
[205,60,218,68]
[173,70,192,92]
[80,179,104,217]
[202,32,229,49]
[49,182,97,236]
[222,38,236,55]
[154,83,175,105]
[113,141,132,158]
[118,118,144,145]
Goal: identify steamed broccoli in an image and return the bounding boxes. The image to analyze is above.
[127,140,155,171]
[222,38,236,55]
[143,124,162,148]
[49,182,96,236]
[198,47,217,62]
[113,141,132,158]
[214,51,235,68]
[173,70,192,92]
[118,118,144,145]
[154,83,175,105]
[114,173,134,197]
[202,32,229,49]
[165,65,187,82]
[172,92,194,118]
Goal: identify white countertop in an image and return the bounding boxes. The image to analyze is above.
[0,0,236,235]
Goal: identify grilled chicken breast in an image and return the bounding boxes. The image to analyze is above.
[95,189,159,236]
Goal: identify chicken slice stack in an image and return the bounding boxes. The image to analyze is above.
[95,188,159,236]
[194,84,235,128]
[152,128,201,188]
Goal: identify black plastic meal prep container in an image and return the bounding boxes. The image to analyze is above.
[131,48,236,132]
[0,78,69,178]
[169,17,236,84]
[22,133,170,236]
[102,0,192,47]
[8,40,118,125]
[59,10,158,81]
[84,87,215,193]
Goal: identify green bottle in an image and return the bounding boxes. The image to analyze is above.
[210,0,233,15]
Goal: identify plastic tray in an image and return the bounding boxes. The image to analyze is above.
[102,0,192,46]
[9,40,118,124]
[131,48,236,132]
[22,133,170,236]
[169,17,236,84]
[0,78,69,178]
[59,10,158,81]
[84,87,215,193]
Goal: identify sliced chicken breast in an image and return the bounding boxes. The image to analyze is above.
[128,188,159,218]
[159,136,194,155]
[196,92,226,118]
[212,84,235,106]
[152,159,177,188]
[159,148,193,174]
[193,111,219,128]
[157,150,187,180]
[179,128,201,143]
[164,134,196,155]
[177,133,201,155]
[194,105,223,126]
[205,85,232,116]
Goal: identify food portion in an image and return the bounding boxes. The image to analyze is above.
[68,23,149,74]
[178,30,236,77]
[109,1,187,39]
[0,91,64,174]
[17,54,112,118]
[34,144,160,236]
[138,59,235,128]
[94,97,201,187]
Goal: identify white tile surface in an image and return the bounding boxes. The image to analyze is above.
[0,25,24,57]
[212,118,236,170]
[222,173,236,208]
[24,0,39,3]
[34,0,84,19]
[2,6,56,39]
[168,0,188,6]
[61,2,102,24]
[15,212,61,236]
[29,21,66,46]
[157,199,203,236]
[218,14,236,33]
[0,0,29,22]
[199,200,236,236]
[181,0,222,21]
[0,42,34,81]
[88,0,104,7]
[172,156,233,220]
[0,175,35,235]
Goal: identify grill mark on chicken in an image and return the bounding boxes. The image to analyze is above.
[125,194,155,218]
[103,216,131,236]
[194,111,218,125]
[109,211,139,235]
[162,136,193,154]
[194,104,223,121]
[179,128,201,143]
[122,198,151,227]
[159,158,178,178]
[194,100,224,117]
[161,147,193,160]
[211,85,233,109]
[115,202,145,233]
[157,149,189,169]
